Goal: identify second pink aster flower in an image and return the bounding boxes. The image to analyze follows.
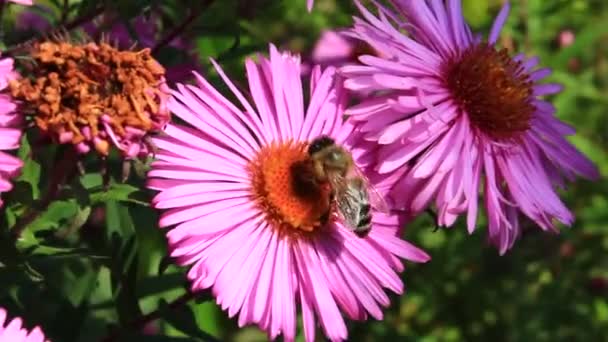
[147,45,429,341]
[341,0,599,253]
[0,56,23,207]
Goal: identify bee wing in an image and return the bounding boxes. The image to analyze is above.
[327,173,360,230]
[349,165,390,213]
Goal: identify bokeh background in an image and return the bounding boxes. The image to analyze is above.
[0,0,606,341]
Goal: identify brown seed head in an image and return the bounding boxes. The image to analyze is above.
[10,40,170,157]
[443,43,535,140]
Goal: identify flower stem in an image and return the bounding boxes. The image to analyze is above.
[60,0,70,25]
[151,0,215,54]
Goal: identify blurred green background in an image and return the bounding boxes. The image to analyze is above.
[0,0,606,341]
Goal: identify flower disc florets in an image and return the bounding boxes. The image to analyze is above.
[10,40,170,158]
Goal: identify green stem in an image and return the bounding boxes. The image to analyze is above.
[151,0,214,54]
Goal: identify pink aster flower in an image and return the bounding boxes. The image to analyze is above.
[310,30,382,70]
[0,308,48,342]
[147,45,430,341]
[341,1,599,254]
[311,30,356,67]
[0,56,23,207]
[307,0,314,11]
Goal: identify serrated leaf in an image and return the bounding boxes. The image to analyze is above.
[21,199,79,234]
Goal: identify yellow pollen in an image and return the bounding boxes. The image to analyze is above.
[248,141,332,236]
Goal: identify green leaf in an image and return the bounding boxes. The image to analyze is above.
[70,178,92,208]
[18,199,79,237]
[65,206,92,235]
[54,261,98,306]
[109,232,142,325]
[137,272,186,298]
[130,205,165,280]
[105,200,135,240]
[191,301,222,339]
[80,173,103,189]
[91,184,150,207]
[16,136,41,199]
[160,298,219,341]
[120,334,199,342]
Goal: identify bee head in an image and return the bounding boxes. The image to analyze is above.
[308,135,335,155]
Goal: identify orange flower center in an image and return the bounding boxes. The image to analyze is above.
[248,141,333,236]
[443,43,534,139]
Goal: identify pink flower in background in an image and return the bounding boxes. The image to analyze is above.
[304,30,381,98]
[8,0,33,5]
[312,30,355,66]
[310,29,378,70]
[307,0,314,11]
[0,308,47,342]
[148,45,429,341]
[558,30,575,48]
[341,0,599,253]
[15,6,51,32]
[0,56,23,208]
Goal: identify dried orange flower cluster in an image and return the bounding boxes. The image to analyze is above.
[10,41,170,157]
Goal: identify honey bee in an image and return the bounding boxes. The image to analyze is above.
[307,135,389,237]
